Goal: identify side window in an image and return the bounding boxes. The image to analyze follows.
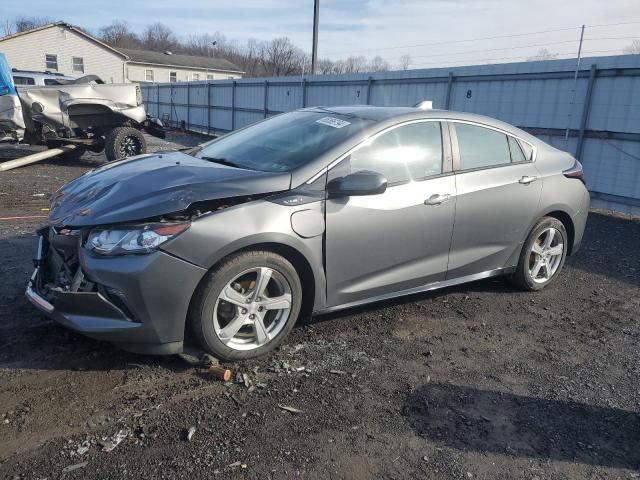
[347,122,443,184]
[13,76,35,85]
[455,123,511,170]
[518,139,534,161]
[508,136,527,162]
[44,79,60,85]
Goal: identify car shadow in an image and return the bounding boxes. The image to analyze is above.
[404,382,640,471]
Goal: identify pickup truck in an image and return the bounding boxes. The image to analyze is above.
[0,53,164,160]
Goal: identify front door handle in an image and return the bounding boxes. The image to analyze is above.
[519,175,538,185]
[425,193,451,206]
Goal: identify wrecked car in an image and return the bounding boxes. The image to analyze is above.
[0,53,164,160]
[26,106,589,360]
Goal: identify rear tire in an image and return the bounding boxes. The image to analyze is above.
[104,127,146,161]
[191,251,302,361]
[512,216,568,291]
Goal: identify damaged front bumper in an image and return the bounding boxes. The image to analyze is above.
[26,228,207,354]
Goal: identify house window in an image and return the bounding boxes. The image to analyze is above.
[170,71,177,82]
[45,54,58,71]
[145,69,154,82]
[207,74,214,80]
[72,57,84,73]
[193,73,199,81]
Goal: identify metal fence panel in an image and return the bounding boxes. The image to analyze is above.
[142,54,640,214]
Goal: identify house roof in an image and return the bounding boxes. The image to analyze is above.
[0,22,128,59]
[114,48,243,73]
[0,22,243,74]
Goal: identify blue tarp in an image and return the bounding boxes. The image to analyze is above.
[0,53,17,96]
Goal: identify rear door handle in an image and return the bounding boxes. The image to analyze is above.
[519,175,538,185]
[425,193,451,206]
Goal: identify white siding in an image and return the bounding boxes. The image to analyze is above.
[0,25,125,82]
[126,63,241,83]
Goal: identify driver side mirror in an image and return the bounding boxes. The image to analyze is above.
[327,170,387,197]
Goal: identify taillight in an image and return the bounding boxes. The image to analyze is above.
[563,160,585,184]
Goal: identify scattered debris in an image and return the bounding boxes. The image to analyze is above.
[186,426,196,442]
[278,405,304,414]
[100,429,128,452]
[228,461,248,469]
[329,369,347,375]
[62,461,88,473]
[209,364,232,382]
[75,440,91,455]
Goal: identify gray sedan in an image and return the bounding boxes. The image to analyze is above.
[26,106,589,360]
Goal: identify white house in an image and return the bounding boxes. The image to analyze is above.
[0,22,243,83]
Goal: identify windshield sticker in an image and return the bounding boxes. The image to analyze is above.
[316,116,351,129]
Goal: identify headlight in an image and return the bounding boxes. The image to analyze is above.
[87,222,189,255]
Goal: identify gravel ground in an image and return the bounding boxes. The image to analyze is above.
[0,134,639,479]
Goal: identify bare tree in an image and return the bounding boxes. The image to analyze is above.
[623,40,640,54]
[342,56,368,73]
[2,19,12,37]
[98,21,140,48]
[527,48,559,61]
[142,22,178,52]
[316,58,336,75]
[399,54,412,70]
[369,56,390,72]
[260,37,304,76]
[13,16,52,33]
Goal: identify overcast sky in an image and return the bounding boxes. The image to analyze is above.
[2,0,639,68]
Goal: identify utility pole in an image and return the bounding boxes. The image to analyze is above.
[565,24,586,141]
[311,0,320,75]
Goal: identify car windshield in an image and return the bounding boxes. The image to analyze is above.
[194,110,373,172]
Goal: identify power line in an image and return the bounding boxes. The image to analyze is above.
[397,40,582,61]
[408,49,626,67]
[384,37,637,62]
[333,26,582,55]
[328,20,640,56]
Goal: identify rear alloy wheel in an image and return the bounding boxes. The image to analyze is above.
[513,217,568,291]
[191,251,302,360]
[104,126,146,161]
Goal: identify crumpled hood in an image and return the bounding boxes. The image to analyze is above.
[48,151,291,226]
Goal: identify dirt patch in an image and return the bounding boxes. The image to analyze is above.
[0,135,639,479]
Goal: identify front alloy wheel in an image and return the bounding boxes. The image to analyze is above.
[214,267,292,350]
[191,251,302,360]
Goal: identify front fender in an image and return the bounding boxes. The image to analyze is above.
[162,201,327,311]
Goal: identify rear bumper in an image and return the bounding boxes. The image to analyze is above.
[26,231,207,355]
[569,188,590,255]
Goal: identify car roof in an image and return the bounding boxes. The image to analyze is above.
[12,70,75,80]
[289,105,544,186]
[301,105,540,144]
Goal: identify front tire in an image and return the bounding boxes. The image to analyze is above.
[104,126,146,161]
[191,251,303,361]
[512,217,568,291]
